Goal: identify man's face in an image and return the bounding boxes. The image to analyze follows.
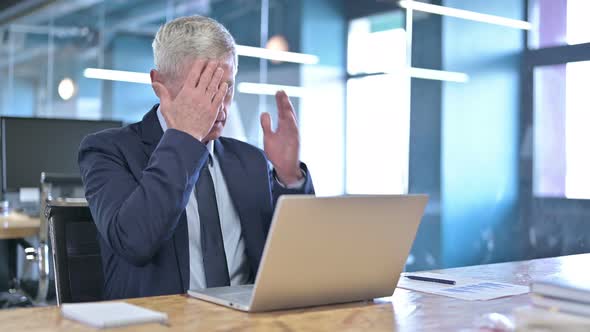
[167,55,236,143]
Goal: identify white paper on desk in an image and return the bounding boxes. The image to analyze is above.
[61,302,168,328]
[397,272,530,301]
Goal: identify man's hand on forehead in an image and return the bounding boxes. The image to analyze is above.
[152,59,228,141]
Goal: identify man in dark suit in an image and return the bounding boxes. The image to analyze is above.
[78,15,314,300]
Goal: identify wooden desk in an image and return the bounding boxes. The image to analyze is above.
[0,212,40,239]
[0,254,587,331]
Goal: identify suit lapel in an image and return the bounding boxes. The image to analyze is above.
[139,104,190,291]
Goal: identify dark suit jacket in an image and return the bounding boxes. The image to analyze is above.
[78,105,314,300]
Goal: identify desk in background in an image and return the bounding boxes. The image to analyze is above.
[0,253,586,331]
[0,212,40,240]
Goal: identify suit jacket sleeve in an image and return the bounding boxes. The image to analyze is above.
[79,129,208,266]
[270,162,315,207]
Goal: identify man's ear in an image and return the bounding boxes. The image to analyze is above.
[150,69,161,97]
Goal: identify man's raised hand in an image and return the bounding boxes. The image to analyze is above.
[260,90,303,186]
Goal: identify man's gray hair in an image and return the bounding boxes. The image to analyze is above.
[152,15,237,79]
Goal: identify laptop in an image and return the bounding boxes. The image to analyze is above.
[188,194,428,312]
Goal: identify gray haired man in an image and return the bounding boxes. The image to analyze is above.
[78,15,314,299]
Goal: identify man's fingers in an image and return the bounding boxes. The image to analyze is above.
[275,90,297,130]
[185,58,208,88]
[211,82,228,110]
[152,82,171,106]
[260,112,273,137]
[206,68,224,100]
[196,61,219,92]
[275,90,296,120]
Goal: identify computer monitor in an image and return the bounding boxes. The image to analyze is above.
[1,117,122,192]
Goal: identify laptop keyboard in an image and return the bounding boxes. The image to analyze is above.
[209,284,253,295]
[220,291,253,305]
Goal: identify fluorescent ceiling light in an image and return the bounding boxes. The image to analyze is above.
[409,67,469,83]
[83,66,466,92]
[237,82,307,98]
[398,0,532,30]
[383,67,469,83]
[236,45,319,65]
[83,69,309,96]
[83,68,151,84]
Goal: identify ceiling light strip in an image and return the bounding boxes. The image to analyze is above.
[235,45,319,65]
[398,0,532,30]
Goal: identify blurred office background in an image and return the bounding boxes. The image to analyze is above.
[0,0,589,304]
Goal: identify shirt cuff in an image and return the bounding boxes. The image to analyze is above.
[274,168,306,189]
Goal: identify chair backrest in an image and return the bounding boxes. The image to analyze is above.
[47,200,103,305]
[37,172,84,304]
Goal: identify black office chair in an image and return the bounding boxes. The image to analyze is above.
[36,172,85,304]
[47,200,104,304]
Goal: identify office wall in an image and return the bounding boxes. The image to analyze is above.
[441,0,524,267]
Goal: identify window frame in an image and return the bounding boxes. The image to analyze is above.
[523,0,590,205]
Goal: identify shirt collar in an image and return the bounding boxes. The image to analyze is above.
[156,105,214,155]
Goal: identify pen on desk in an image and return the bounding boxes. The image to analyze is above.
[405,275,456,285]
